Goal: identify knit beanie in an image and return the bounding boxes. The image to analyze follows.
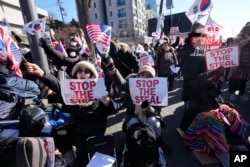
[138,65,155,77]
[71,61,98,78]
[139,51,149,58]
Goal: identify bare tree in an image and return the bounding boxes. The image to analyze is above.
[75,0,94,58]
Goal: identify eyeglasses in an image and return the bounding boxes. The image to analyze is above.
[76,68,91,74]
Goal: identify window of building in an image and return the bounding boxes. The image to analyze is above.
[95,13,97,19]
[120,31,128,37]
[109,0,111,6]
[118,8,126,17]
[94,2,96,8]
[118,19,127,28]
[117,0,125,6]
[111,22,113,27]
[110,11,112,17]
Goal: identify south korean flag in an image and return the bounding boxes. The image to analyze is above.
[23,18,46,35]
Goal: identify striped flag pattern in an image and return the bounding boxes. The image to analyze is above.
[0,26,23,78]
[86,24,112,46]
[56,40,68,57]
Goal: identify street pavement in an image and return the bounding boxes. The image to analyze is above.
[105,77,250,167]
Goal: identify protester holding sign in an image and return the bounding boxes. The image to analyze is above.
[178,22,208,110]
[24,60,116,167]
[108,61,172,155]
[227,23,250,102]
[156,39,179,91]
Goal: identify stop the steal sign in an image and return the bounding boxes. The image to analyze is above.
[205,45,239,70]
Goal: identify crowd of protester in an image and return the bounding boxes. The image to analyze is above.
[0,21,250,167]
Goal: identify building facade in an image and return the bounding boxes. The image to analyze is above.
[0,0,48,35]
[89,0,148,42]
[148,12,192,37]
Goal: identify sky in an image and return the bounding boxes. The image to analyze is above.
[35,0,250,39]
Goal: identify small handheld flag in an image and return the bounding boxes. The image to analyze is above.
[24,18,46,35]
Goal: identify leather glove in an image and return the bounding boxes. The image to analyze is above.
[38,37,49,49]
[11,31,16,36]
[102,56,115,71]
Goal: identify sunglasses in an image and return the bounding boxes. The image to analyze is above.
[76,68,91,74]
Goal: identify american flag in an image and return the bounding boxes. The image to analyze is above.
[56,40,68,57]
[204,16,223,36]
[86,24,112,46]
[0,26,23,78]
[204,16,223,41]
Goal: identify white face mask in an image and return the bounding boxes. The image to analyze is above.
[69,52,77,57]
[70,42,77,47]
[19,48,30,55]
[195,28,204,33]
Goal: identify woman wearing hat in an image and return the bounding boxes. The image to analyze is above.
[108,62,172,155]
[25,60,115,167]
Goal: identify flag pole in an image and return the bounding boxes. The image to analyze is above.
[19,0,49,72]
[153,0,165,45]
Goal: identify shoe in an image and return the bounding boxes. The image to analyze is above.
[157,137,172,155]
[55,155,67,167]
[240,94,250,102]
[160,141,172,155]
[62,150,75,167]
[230,93,237,101]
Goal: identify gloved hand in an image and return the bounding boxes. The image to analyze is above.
[38,37,48,49]
[11,31,16,36]
[209,66,225,84]
[102,56,115,70]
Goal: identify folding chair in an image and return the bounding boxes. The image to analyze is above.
[86,134,118,167]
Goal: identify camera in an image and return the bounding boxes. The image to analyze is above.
[141,100,155,116]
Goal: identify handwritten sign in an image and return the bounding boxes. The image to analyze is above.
[169,26,180,35]
[205,45,239,70]
[60,78,106,105]
[129,78,168,106]
[139,54,154,67]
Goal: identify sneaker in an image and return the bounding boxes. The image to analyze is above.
[230,93,237,101]
[55,155,67,167]
[240,94,250,102]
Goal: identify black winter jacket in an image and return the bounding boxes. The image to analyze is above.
[109,41,139,78]
[38,72,115,136]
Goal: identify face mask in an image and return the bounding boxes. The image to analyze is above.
[70,42,77,47]
[20,48,30,55]
[69,52,77,57]
[195,28,204,33]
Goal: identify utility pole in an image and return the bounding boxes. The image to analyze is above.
[57,0,66,24]
[19,0,49,72]
[75,0,94,58]
[154,0,165,43]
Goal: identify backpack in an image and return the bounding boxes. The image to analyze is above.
[0,88,18,120]
[18,104,47,137]
[125,122,159,167]
[0,136,47,167]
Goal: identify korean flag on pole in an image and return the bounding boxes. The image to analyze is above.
[23,18,46,35]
